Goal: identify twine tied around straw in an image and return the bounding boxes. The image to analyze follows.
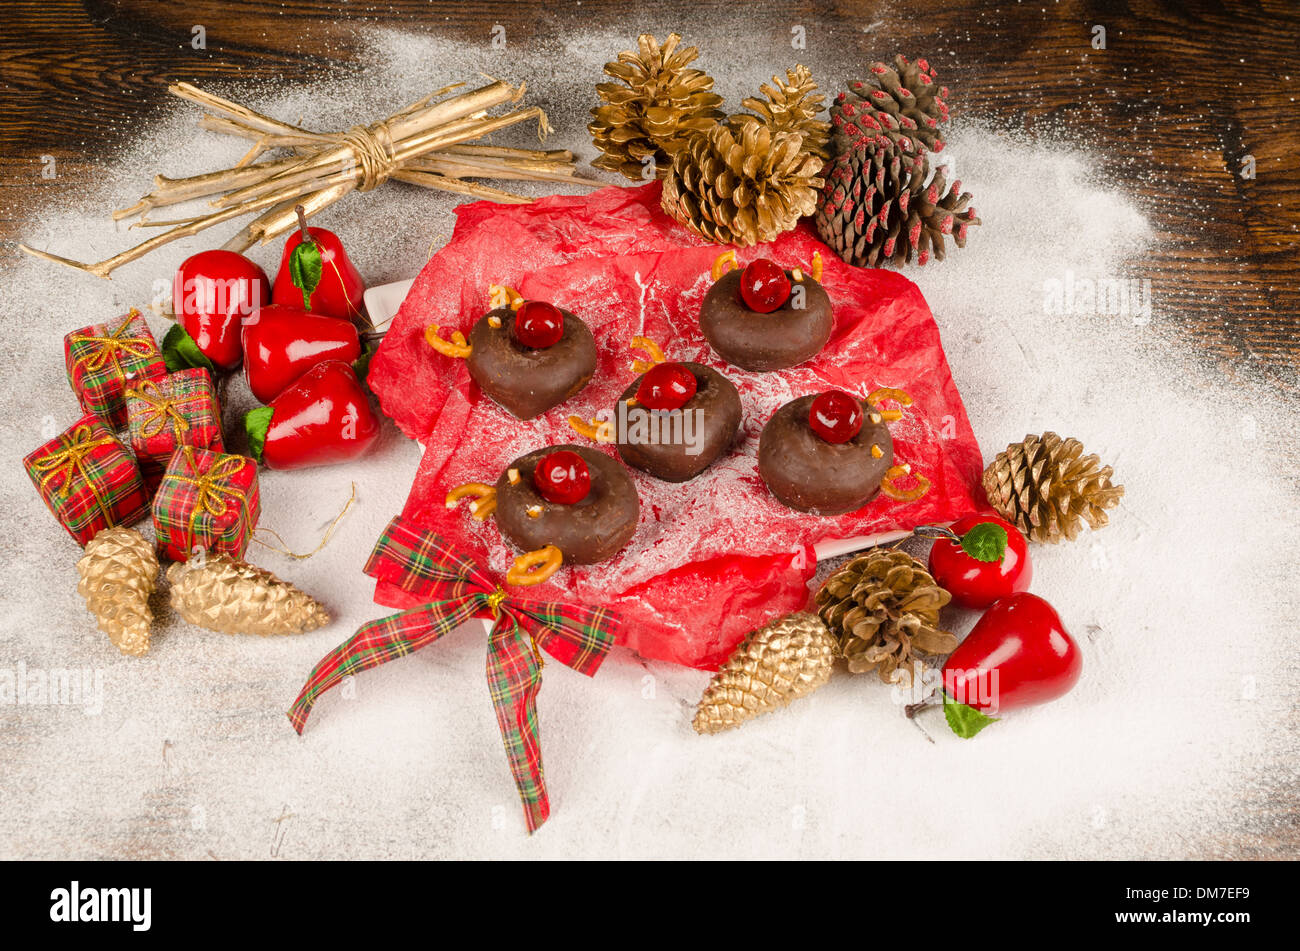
[19,79,600,280]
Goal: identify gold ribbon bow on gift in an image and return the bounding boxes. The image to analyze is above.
[171,450,252,553]
[68,310,154,375]
[30,423,117,522]
[128,379,201,440]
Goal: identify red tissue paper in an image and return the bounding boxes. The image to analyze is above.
[368,182,984,670]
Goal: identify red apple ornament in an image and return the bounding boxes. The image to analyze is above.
[533,450,591,505]
[928,514,1032,609]
[939,593,1083,737]
[241,304,362,404]
[171,250,270,370]
[272,206,366,324]
[244,360,379,470]
[739,258,791,313]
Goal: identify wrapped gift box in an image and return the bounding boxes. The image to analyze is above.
[126,369,224,491]
[64,308,167,429]
[152,447,260,562]
[24,416,149,547]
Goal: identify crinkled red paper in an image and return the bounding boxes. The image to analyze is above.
[368,182,983,670]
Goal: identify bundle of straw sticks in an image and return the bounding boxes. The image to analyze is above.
[21,78,599,279]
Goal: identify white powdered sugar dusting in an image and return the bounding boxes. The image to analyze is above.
[0,26,1295,859]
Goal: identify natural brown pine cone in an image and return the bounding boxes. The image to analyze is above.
[983,432,1125,543]
[166,554,329,636]
[661,118,824,246]
[815,548,955,686]
[693,612,837,734]
[588,32,725,181]
[76,526,160,656]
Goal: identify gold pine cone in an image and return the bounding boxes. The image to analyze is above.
[732,64,830,159]
[166,554,329,636]
[661,119,825,246]
[983,431,1125,543]
[589,32,725,181]
[693,612,837,735]
[815,548,955,686]
[77,526,160,657]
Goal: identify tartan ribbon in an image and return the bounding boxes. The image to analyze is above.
[30,423,117,521]
[69,311,154,374]
[129,379,197,439]
[288,515,621,833]
[171,448,252,554]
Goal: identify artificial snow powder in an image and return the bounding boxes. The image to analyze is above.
[0,25,1295,859]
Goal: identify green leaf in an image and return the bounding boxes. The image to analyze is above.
[244,407,274,463]
[960,521,1008,563]
[942,693,999,739]
[162,323,214,373]
[352,346,375,384]
[288,240,323,310]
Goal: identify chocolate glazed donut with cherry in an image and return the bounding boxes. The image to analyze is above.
[700,256,833,372]
[758,391,894,514]
[614,361,742,482]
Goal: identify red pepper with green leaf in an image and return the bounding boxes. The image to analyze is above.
[241,304,362,404]
[245,360,380,470]
[272,206,367,324]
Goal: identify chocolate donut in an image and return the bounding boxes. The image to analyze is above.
[467,306,597,419]
[758,395,894,514]
[700,269,833,372]
[494,444,639,564]
[614,363,742,482]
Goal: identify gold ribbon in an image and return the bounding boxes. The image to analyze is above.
[170,449,253,554]
[485,587,508,618]
[68,310,154,375]
[128,379,204,440]
[30,423,118,524]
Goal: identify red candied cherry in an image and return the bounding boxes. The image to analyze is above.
[533,450,591,505]
[808,390,864,443]
[512,301,564,349]
[636,362,698,410]
[739,258,791,313]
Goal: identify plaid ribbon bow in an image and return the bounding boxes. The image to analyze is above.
[288,515,622,833]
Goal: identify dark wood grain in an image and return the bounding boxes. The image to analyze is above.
[0,0,1297,858]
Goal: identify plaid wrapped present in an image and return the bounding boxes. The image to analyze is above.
[126,370,224,491]
[24,416,149,547]
[153,447,260,562]
[64,308,166,429]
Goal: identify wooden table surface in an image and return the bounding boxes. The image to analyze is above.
[3,0,1297,385]
[1,1,1296,858]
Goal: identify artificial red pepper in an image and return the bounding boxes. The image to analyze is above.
[241,304,362,404]
[244,360,380,470]
[171,249,270,370]
[940,592,1083,737]
[271,212,366,324]
[927,513,1032,609]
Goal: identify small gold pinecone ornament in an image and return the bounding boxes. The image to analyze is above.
[76,526,160,656]
[815,137,979,267]
[166,554,329,636]
[829,55,950,154]
[589,32,725,181]
[983,432,1125,543]
[730,65,830,160]
[693,612,838,734]
[661,119,824,246]
[815,548,955,685]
